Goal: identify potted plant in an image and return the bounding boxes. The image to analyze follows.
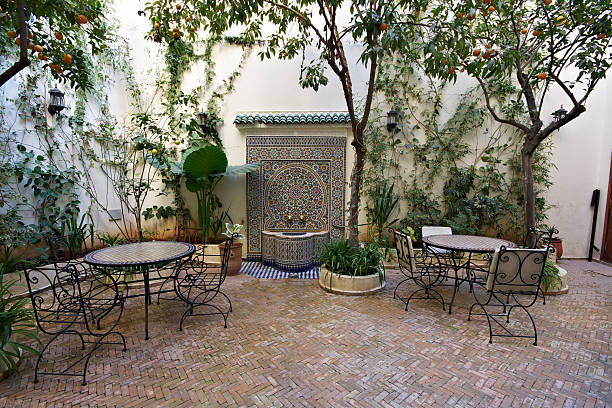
[219,223,244,276]
[0,277,39,380]
[540,261,568,295]
[549,237,563,260]
[318,238,385,295]
[171,144,260,243]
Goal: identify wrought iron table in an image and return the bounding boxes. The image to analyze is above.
[422,235,516,314]
[84,241,195,340]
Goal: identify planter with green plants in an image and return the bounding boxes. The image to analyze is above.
[318,238,385,295]
[219,223,244,276]
[171,144,260,245]
[366,181,399,268]
[540,261,568,296]
[0,276,39,381]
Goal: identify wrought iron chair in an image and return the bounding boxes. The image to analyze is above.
[523,226,558,305]
[421,225,453,257]
[45,227,94,265]
[467,244,552,346]
[174,237,234,330]
[21,261,127,385]
[391,228,448,311]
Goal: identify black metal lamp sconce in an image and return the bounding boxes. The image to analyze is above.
[48,87,65,115]
[197,111,208,133]
[386,108,398,132]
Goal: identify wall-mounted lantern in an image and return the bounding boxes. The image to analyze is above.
[197,111,208,133]
[552,105,567,122]
[386,108,398,132]
[48,87,65,115]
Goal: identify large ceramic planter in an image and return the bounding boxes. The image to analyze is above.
[218,242,243,276]
[541,265,569,295]
[319,266,385,295]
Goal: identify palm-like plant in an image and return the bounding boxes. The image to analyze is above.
[366,181,399,246]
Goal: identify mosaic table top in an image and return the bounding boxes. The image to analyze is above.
[84,241,195,267]
[422,235,516,253]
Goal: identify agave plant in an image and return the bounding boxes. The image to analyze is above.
[366,181,399,245]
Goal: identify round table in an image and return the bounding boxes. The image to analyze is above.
[422,235,516,314]
[84,241,195,339]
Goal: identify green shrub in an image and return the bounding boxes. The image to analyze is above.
[541,261,562,292]
[317,238,383,278]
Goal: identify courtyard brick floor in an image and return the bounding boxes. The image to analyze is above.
[0,259,610,407]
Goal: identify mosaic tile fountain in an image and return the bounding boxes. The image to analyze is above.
[244,128,346,271]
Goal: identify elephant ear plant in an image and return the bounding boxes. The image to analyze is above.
[172,145,260,243]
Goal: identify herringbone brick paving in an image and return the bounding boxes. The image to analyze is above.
[0,260,610,407]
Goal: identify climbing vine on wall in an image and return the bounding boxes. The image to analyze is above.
[363,57,554,244]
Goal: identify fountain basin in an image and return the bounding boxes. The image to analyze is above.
[262,230,329,272]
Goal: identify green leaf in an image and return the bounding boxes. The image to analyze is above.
[182,145,228,179]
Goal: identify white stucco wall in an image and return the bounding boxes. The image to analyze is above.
[1,0,610,259]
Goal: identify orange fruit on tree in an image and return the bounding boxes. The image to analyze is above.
[154,22,160,29]
[537,72,547,80]
[54,32,64,41]
[473,48,481,56]
[483,49,492,58]
[379,22,388,31]
[486,43,492,48]
[38,53,47,61]
[75,14,88,24]
[33,44,43,52]
[27,42,34,50]
[151,149,158,155]
[488,6,495,11]
[190,27,196,32]
[533,29,541,36]
[14,38,20,46]
[7,30,17,39]
[544,0,552,4]
[27,31,33,39]
[444,58,448,65]
[448,67,455,74]
[483,0,491,4]
[173,27,179,32]
[176,4,182,10]
[597,33,605,40]
[174,140,180,145]
[185,17,190,22]
[460,68,465,72]
[63,53,73,65]
[521,28,528,34]
[457,12,463,18]
[173,31,180,37]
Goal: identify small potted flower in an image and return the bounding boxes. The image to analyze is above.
[219,223,244,276]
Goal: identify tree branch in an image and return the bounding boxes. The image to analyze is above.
[0,0,30,88]
[474,75,531,134]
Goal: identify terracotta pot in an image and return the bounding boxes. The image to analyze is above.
[550,238,563,259]
[218,242,243,276]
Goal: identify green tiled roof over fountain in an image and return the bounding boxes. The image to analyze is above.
[234,111,355,125]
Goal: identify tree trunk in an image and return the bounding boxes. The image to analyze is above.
[348,126,367,246]
[521,146,536,240]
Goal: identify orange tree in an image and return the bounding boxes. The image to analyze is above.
[0,0,109,90]
[143,0,426,245]
[419,0,611,237]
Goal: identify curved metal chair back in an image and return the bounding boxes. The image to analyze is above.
[392,229,417,274]
[45,227,92,264]
[523,226,558,249]
[486,247,548,307]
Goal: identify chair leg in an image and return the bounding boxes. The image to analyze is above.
[217,291,233,313]
[393,278,412,300]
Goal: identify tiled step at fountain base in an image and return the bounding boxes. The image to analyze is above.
[239,261,320,279]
